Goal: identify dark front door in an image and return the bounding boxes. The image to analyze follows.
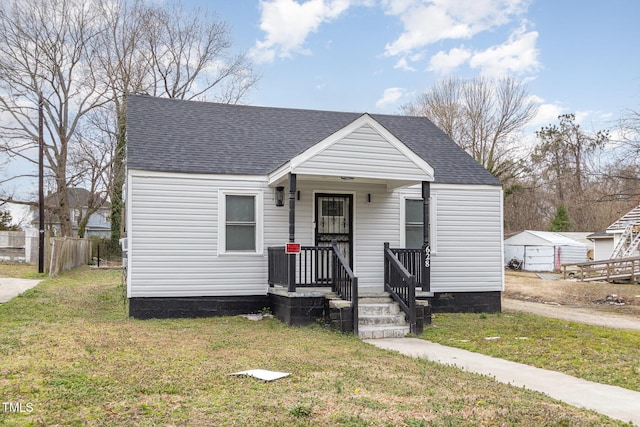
[315,194,353,266]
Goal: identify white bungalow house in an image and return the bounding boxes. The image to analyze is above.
[125,95,504,335]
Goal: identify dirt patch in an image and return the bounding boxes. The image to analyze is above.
[503,271,640,323]
[504,271,640,316]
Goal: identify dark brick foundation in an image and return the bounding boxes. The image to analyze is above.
[423,291,501,313]
[326,299,354,333]
[269,292,326,327]
[129,291,497,325]
[129,296,269,319]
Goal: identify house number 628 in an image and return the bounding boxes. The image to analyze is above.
[424,246,431,268]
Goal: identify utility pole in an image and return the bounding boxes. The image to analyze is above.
[38,94,44,274]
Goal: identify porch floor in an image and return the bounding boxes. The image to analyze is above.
[268,286,334,298]
[268,286,434,299]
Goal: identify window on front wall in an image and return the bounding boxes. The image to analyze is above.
[225,195,256,251]
[405,199,424,249]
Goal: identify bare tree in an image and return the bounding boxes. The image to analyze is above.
[403,76,538,182]
[617,108,640,173]
[67,108,115,237]
[0,0,109,236]
[96,0,259,244]
[533,114,609,202]
[531,114,611,231]
[145,3,257,102]
[0,0,258,240]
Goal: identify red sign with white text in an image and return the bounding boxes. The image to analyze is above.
[285,243,301,254]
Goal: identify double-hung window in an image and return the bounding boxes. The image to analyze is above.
[404,199,424,249]
[401,194,437,252]
[220,190,263,254]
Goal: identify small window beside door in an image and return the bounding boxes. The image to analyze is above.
[405,199,424,249]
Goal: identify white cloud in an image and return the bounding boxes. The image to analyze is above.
[394,57,416,71]
[427,47,472,74]
[382,0,529,56]
[376,87,405,107]
[468,23,540,77]
[250,0,353,63]
[529,102,564,129]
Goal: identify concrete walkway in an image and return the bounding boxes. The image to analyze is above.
[364,338,640,426]
[0,277,41,303]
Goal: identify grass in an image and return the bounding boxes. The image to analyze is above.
[0,264,631,426]
[0,262,48,280]
[421,312,640,391]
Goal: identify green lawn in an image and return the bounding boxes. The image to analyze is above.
[0,264,630,426]
[421,312,640,392]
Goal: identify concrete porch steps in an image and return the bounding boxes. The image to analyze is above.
[357,293,410,339]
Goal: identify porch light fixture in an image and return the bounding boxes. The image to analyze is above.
[275,186,285,207]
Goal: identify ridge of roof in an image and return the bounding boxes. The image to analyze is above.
[126,95,501,186]
[607,204,640,230]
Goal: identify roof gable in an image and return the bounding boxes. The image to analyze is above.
[607,204,640,231]
[126,95,501,186]
[269,114,434,185]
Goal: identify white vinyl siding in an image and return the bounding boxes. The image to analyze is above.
[127,171,275,298]
[294,124,429,181]
[127,170,503,298]
[593,237,614,261]
[400,184,503,292]
[429,184,504,292]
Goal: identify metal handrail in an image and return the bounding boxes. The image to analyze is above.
[384,242,416,335]
[331,240,358,336]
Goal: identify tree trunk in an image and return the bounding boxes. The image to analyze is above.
[111,102,127,245]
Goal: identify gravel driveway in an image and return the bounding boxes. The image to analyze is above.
[503,298,640,331]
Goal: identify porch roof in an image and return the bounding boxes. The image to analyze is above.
[127,95,501,186]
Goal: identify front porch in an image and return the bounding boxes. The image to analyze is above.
[267,240,432,337]
[264,111,436,336]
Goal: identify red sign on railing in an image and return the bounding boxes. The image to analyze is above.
[285,243,301,254]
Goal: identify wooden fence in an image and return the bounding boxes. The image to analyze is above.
[47,237,91,277]
[562,256,640,283]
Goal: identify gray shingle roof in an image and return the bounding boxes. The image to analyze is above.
[126,95,501,186]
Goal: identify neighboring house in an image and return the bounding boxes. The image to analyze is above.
[30,188,111,238]
[125,95,504,326]
[587,231,614,261]
[604,204,640,259]
[504,230,588,271]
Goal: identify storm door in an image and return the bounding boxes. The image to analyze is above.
[315,194,353,266]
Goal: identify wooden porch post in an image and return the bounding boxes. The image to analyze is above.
[422,181,431,292]
[288,173,297,292]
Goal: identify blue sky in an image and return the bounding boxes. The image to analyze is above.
[204,0,640,131]
[4,0,640,223]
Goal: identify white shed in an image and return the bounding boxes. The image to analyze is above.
[504,230,588,271]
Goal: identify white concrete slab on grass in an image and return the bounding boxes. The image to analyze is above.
[0,277,41,303]
[229,369,290,382]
